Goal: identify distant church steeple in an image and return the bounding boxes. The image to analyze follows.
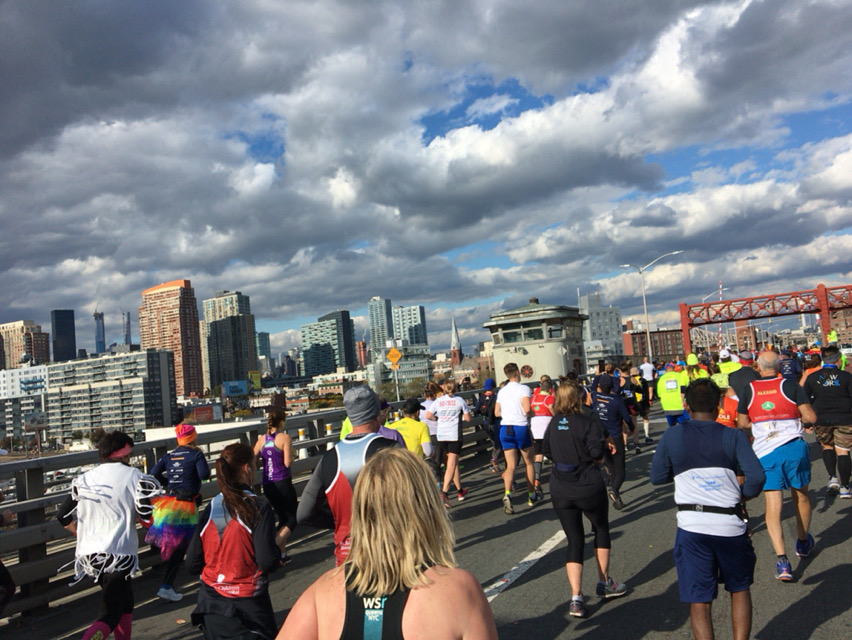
[450,315,463,367]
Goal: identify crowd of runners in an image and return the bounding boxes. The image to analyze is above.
[0,339,847,639]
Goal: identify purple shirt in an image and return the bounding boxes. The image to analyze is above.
[378,425,406,446]
[261,433,291,483]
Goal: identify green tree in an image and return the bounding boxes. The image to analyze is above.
[402,377,427,399]
[378,381,397,402]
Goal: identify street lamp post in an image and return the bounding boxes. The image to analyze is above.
[699,287,729,350]
[621,250,683,363]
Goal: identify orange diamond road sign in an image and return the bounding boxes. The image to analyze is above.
[387,347,402,364]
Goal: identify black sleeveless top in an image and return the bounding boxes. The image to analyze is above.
[340,587,411,640]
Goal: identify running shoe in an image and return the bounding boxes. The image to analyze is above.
[840,486,852,499]
[534,481,544,501]
[527,493,538,507]
[775,560,793,582]
[457,488,469,501]
[156,586,183,602]
[795,534,815,558]
[280,553,293,566]
[596,577,627,598]
[503,494,514,515]
[568,598,587,618]
[607,487,624,510]
[490,458,500,473]
[440,492,451,509]
[827,476,840,494]
[644,437,654,445]
[633,444,641,454]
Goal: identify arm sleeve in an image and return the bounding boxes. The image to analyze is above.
[541,417,554,459]
[726,428,766,498]
[649,435,673,485]
[196,451,211,481]
[184,503,211,575]
[151,454,168,486]
[56,493,77,526]
[585,417,605,460]
[296,458,334,530]
[254,500,280,574]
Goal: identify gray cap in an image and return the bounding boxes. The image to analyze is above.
[738,350,754,362]
[344,385,381,427]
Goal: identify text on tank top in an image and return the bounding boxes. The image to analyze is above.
[261,433,290,483]
[341,586,410,640]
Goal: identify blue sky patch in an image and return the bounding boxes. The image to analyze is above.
[419,77,552,144]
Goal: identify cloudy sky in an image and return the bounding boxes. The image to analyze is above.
[2,0,852,356]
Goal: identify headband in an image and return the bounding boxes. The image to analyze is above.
[108,444,133,460]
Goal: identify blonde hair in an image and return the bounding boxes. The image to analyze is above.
[344,448,456,596]
[442,379,457,395]
[266,408,285,434]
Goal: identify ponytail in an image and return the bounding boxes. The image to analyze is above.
[215,443,260,527]
[266,408,285,434]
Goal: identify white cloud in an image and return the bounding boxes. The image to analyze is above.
[0,0,851,353]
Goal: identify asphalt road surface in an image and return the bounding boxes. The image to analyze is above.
[4,414,851,639]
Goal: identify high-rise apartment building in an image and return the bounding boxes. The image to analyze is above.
[201,291,258,391]
[138,279,203,397]
[0,320,50,369]
[368,297,393,356]
[579,293,623,360]
[301,310,356,378]
[46,349,177,441]
[256,332,272,361]
[94,311,106,354]
[392,305,428,345]
[319,310,357,372]
[122,311,132,345]
[51,310,77,362]
[0,363,48,442]
[355,340,368,369]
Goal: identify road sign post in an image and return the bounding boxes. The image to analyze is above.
[386,347,402,402]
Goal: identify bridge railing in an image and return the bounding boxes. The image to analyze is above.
[0,394,489,619]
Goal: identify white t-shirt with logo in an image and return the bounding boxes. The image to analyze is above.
[496,381,532,426]
[639,362,655,382]
[430,395,470,442]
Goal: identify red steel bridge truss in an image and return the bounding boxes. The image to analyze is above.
[679,283,852,353]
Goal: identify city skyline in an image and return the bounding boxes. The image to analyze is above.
[1,2,851,358]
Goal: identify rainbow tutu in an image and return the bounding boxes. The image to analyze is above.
[144,494,198,560]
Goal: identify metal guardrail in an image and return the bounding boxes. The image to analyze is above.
[0,393,489,619]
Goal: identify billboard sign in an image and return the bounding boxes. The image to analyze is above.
[223,380,249,397]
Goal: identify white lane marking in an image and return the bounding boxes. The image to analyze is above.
[483,528,565,602]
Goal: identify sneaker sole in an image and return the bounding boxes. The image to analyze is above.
[776,573,794,582]
[568,609,586,618]
[608,490,624,510]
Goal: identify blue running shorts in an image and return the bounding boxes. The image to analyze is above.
[674,529,755,603]
[759,438,811,491]
[499,425,531,451]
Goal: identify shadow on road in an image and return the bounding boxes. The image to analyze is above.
[755,563,852,639]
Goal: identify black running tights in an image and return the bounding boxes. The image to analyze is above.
[554,492,611,564]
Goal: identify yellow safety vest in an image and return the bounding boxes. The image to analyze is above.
[657,371,684,412]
